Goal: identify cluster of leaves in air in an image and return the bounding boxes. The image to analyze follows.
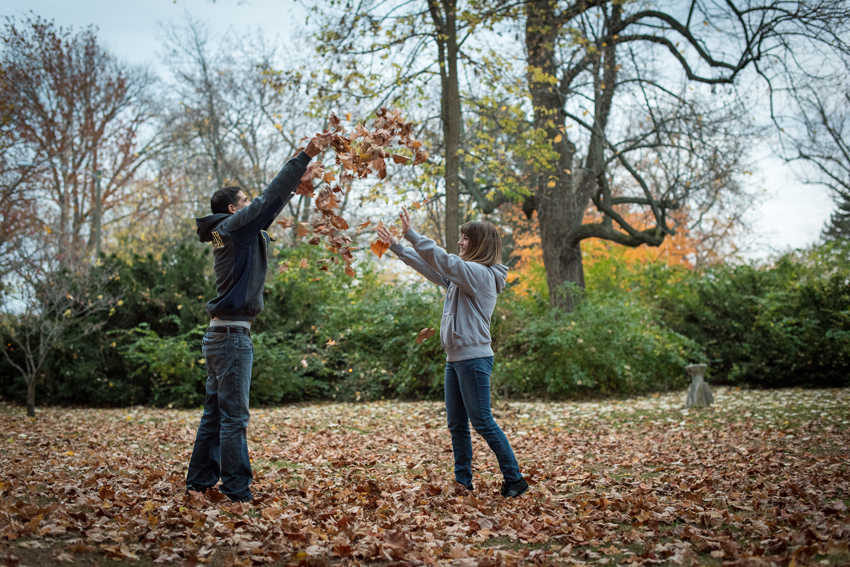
[276,108,428,279]
[1,388,849,566]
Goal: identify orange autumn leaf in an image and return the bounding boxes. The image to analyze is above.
[371,239,390,258]
[412,201,422,210]
[416,327,436,344]
[299,258,308,269]
[358,220,371,230]
[345,264,356,277]
[277,217,294,229]
[277,262,290,274]
[392,154,409,165]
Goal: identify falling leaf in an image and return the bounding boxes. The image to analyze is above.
[300,258,308,269]
[345,264,356,277]
[416,327,436,344]
[358,220,371,230]
[371,239,390,258]
[413,150,428,165]
[392,154,409,165]
[554,134,563,143]
[297,222,311,237]
[277,262,289,274]
[328,111,340,130]
[300,358,307,367]
[412,201,422,210]
[547,180,557,188]
[276,217,294,229]
[326,339,336,346]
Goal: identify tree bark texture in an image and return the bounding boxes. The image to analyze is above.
[525,0,589,311]
[430,0,460,254]
[26,379,35,417]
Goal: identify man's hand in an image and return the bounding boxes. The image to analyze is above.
[304,132,335,158]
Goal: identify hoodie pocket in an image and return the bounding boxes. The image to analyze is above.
[440,313,462,349]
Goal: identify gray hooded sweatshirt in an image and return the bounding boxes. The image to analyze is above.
[389,228,509,362]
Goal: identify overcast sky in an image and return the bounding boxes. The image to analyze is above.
[3,0,837,259]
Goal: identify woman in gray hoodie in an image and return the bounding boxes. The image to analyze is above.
[377,208,528,498]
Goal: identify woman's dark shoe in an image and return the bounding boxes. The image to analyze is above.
[457,481,474,491]
[500,477,529,498]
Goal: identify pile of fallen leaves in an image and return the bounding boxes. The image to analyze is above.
[1,387,848,566]
[277,109,427,278]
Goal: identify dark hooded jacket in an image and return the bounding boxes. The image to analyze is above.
[196,152,311,322]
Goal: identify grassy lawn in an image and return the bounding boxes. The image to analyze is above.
[0,387,848,566]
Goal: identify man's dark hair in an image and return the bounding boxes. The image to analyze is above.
[210,186,243,214]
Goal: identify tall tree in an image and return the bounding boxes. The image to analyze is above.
[1,15,159,267]
[311,0,516,253]
[518,0,849,310]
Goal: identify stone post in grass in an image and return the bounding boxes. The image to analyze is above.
[685,364,714,408]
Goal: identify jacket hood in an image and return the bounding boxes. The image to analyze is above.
[196,213,230,243]
[490,264,509,294]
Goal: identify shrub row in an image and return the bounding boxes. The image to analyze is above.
[1,240,847,407]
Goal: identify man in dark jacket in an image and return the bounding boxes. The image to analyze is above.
[188,132,332,502]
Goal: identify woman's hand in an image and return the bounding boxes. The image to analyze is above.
[376,227,395,245]
[399,206,412,235]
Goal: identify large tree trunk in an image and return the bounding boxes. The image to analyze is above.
[430,0,460,254]
[443,0,460,255]
[525,0,587,311]
[26,378,35,417]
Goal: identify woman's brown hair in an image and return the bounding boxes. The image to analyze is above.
[459,221,502,266]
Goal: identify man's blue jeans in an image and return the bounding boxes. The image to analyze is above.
[445,356,522,487]
[186,329,254,502]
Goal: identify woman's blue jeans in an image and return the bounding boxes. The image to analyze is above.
[186,329,254,502]
[445,356,522,486]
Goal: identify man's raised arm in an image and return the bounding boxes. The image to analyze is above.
[225,132,333,236]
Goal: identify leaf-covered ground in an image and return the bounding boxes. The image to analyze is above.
[1,387,849,567]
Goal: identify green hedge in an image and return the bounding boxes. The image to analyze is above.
[495,287,700,397]
[2,239,848,408]
[655,241,850,387]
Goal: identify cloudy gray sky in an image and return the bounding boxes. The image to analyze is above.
[3,0,836,258]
